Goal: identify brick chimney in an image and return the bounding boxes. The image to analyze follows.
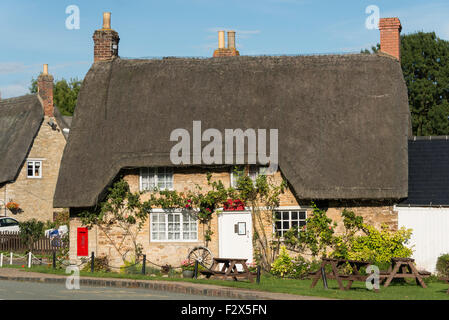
[93,12,120,62]
[379,17,402,61]
[37,64,54,117]
[213,30,239,57]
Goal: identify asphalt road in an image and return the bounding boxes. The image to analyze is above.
[0,280,234,300]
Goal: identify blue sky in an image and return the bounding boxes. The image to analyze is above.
[0,0,448,98]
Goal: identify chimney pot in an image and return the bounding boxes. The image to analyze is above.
[213,30,239,57]
[43,64,48,75]
[103,12,111,29]
[218,31,225,49]
[227,31,236,49]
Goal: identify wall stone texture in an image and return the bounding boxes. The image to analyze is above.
[0,116,66,222]
[68,167,399,268]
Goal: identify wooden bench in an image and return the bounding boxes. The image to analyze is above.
[310,258,373,291]
[380,258,430,288]
[200,258,256,282]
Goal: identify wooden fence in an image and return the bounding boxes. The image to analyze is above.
[0,231,68,254]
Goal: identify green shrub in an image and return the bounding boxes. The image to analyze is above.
[18,219,45,250]
[291,255,313,279]
[270,246,295,278]
[81,256,110,272]
[120,259,143,275]
[436,254,449,278]
[348,225,413,264]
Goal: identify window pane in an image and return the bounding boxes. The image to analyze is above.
[291,211,298,220]
[27,162,33,176]
[299,211,306,220]
[283,221,289,230]
[275,211,281,220]
[282,212,289,220]
[275,221,282,231]
[299,220,306,227]
[292,221,298,228]
[34,162,40,176]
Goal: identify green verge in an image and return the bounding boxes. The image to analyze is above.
[1,265,449,300]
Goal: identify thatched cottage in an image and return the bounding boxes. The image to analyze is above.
[0,65,70,222]
[54,14,411,267]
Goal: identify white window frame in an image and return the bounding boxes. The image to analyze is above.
[139,167,174,191]
[150,209,198,242]
[26,159,42,179]
[273,208,307,238]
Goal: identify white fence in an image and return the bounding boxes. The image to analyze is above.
[397,206,449,273]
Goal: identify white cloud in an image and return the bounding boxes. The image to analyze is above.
[0,62,31,75]
[0,83,29,99]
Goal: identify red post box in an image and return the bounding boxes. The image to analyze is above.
[77,227,88,256]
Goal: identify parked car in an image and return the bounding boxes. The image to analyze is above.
[0,217,20,232]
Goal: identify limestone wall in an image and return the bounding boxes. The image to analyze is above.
[0,116,67,222]
[68,168,398,268]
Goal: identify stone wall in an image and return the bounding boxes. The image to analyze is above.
[0,116,66,222]
[68,168,399,268]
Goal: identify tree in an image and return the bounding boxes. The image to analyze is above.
[18,219,53,251]
[401,32,449,135]
[29,77,81,116]
[360,43,380,54]
[362,32,449,135]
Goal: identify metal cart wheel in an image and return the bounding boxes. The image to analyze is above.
[187,246,214,269]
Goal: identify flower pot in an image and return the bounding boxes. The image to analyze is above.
[182,270,194,278]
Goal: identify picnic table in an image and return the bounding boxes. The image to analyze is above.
[200,257,255,282]
[310,258,373,291]
[380,257,431,288]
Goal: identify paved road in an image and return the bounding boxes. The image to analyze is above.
[0,280,234,300]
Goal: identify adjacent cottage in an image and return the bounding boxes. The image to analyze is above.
[397,136,449,272]
[54,14,411,267]
[0,65,70,222]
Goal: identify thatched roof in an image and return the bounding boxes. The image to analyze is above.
[0,94,43,184]
[54,54,411,208]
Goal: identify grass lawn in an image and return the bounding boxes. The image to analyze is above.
[2,264,449,300]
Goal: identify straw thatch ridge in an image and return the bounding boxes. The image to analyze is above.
[0,94,43,184]
[54,54,410,208]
